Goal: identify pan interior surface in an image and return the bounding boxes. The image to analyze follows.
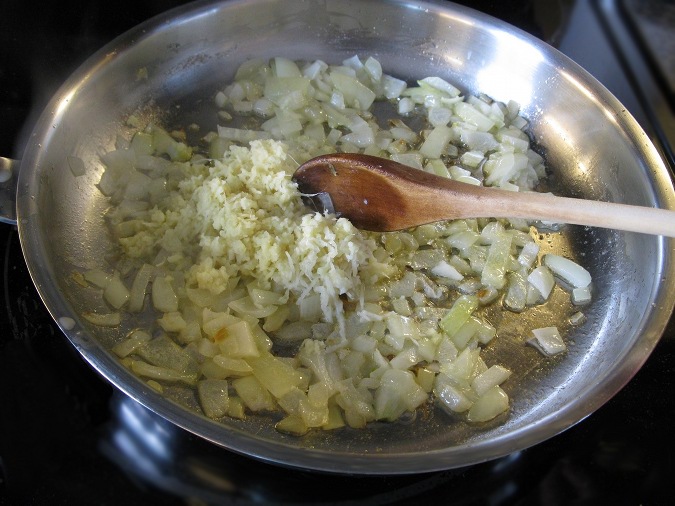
[15,0,675,473]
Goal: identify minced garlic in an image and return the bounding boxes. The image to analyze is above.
[120,139,385,327]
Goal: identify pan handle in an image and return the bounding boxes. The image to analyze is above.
[0,157,17,225]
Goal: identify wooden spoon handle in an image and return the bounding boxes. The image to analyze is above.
[441,186,675,237]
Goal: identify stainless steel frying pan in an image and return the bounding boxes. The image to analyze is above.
[1,0,674,474]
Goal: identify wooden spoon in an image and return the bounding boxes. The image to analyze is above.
[293,153,675,237]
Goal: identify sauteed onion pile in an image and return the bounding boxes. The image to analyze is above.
[78,55,592,435]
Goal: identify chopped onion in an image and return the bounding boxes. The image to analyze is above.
[390,153,423,170]
[84,269,112,289]
[273,320,314,344]
[431,260,464,281]
[103,274,130,309]
[217,126,271,142]
[569,311,587,326]
[529,326,566,356]
[330,72,376,110]
[472,365,512,397]
[459,150,484,168]
[440,295,479,337]
[428,106,453,127]
[82,312,121,327]
[517,241,540,269]
[420,76,460,97]
[397,97,415,115]
[157,312,187,333]
[375,369,427,421]
[467,386,509,422]
[381,75,407,99]
[504,269,528,312]
[112,330,151,358]
[527,265,555,300]
[364,56,382,81]
[273,56,302,77]
[454,101,494,131]
[128,264,153,312]
[131,360,197,385]
[419,125,452,159]
[434,373,473,413]
[481,232,513,289]
[152,276,178,313]
[198,379,230,419]
[87,53,594,434]
[233,375,276,412]
[543,254,592,288]
[572,286,592,305]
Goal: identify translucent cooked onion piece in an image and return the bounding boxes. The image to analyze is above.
[440,295,479,337]
[431,260,464,281]
[198,379,230,419]
[527,265,555,300]
[103,274,130,309]
[233,375,276,412]
[543,254,592,288]
[572,286,592,305]
[466,386,509,422]
[82,312,121,327]
[419,125,452,159]
[84,269,112,289]
[569,311,587,326]
[130,360,198,386]
[136,334,198,374]
[152,276,179,313]
[128,264,153,312]
[517,242,540,269]
[434,373,474,413]
[471,365,512,396]
[112,330,152,358]
[481,232,513,289]
[504,269,528,312]
[276,414,309,436]
[218,320,261,358]
[247,352,304,399]
[529,326,566,356]
[374,369,427,422]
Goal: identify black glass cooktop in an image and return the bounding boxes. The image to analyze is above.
[1,1,674,504]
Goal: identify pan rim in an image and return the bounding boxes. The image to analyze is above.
[13,0,675,474]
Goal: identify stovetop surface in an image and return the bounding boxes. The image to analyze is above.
[1,1,674,504]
